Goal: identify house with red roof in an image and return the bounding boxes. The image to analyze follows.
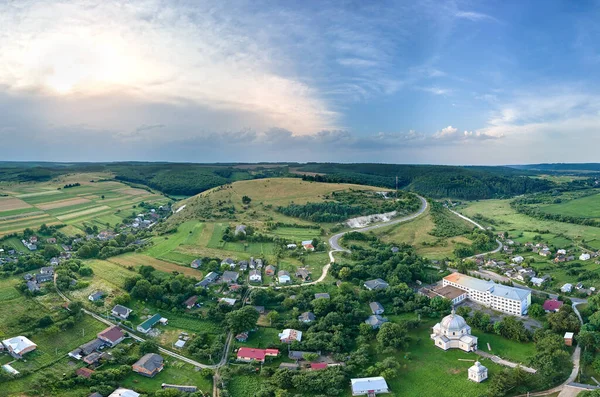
[543,299,563,313]
[236,347,279,363]
[310,363,328,371]
[97,326,125,347]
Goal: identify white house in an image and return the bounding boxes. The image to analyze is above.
[557,249,567,255]
[561,283,573,293]
[278,270,291,284]
[350,377,390,396]
[249,269,262,283]
[580,253,591,261]
[468,362,488,383]
[287,244,297,249]
[2,336,37,358]
[512,256,524,264]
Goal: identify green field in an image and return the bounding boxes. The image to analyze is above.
[541,193,600,219]
[0,173,167,236]
[120,361,213,395]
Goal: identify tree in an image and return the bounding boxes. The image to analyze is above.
[242,195,252,205]
[528,303,545,318]
[303,353,319,362]
[547,306,581,334]
[266,311,280,326]
[139,340,159,355]
[113,293,131,306]
[376,322,409,352]
[68,301,83,315]
[131,279,152,299]
[42,245,60,260]
[225,306,259,334]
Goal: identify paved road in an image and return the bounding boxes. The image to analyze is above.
[447,207,503,257]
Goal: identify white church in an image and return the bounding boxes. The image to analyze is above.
[431,308,478,352]
[468,361,488,383]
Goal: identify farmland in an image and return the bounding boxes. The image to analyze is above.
[0,173,168,236]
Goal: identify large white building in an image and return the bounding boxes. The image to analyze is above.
[443,273,531,316]
[431,308,478,352]
[350,377,390,396]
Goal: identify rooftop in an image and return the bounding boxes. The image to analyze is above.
[444,272,494,292]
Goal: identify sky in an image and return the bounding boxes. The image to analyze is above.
[2,0,600,164]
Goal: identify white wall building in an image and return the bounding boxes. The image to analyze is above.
[443,273,531,316]
[431,309,478,352]
[468,362,488,383]
[350,377,390,396]
[580,253,591,261]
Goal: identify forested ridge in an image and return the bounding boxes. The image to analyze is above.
[295,163,554,200]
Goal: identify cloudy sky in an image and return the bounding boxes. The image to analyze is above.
[2,0,600,164]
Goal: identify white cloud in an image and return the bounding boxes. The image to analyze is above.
[419,86,452,95]
[454,11,496,22]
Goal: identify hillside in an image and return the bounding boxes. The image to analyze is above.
[164,178,404,228]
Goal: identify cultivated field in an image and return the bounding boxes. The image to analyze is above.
[0,173,167,236]
[540,192,600,219]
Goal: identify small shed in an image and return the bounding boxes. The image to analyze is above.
[564,332,574,346]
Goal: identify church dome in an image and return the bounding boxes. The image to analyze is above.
[440,308,468,332]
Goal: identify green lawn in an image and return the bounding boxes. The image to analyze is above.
[269,226,321,241]
[473,330,535,364]
[145,221,203,258]
[228,375,263,397]
[120,361,213,395]
[541,192,600,219]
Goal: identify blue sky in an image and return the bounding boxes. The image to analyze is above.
[1,0,600,164]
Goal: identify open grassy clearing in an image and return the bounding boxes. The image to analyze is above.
[461,199,600,246]
[0,197,31,211]
[86,259,139,288]
[145,221,203,258]
[0,207,44,219]
[374,205,474,259]
[540,192,600,219]
[268,226,321,241]
[108,253,202,278]
[119,361,213,395]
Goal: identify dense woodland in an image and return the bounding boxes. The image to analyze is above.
[295,163,555,199]
[0,161,559,199]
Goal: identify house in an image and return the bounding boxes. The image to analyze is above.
[249,258,257,269]
[161,384,198,393]
[365,315,388,329]
[137,314,165,334]
[255,258,264,268]
[68,348,83,360]
[278,270,291,284]
[530,275,550,287]
[35,273,53,283]
[221,271,239,284]
[287,244,297,249]
[46,238,57,244]
[235,332,249,342]
[108,388,140,397]
[557,249,567,255]
[221,258,236,267]
[468,362,488,383]
[88,291,104,302]
[236,347,279,363]
[539,248,552,257]
[295,268,311,282]
[581,253,592,261]
[111,304,132,319]
[235,225,247,236]
[369,302,384,315]
[350,377,390,396]
[29,236,38,244]
[303,243,315,251]
[543,299,563,313]
[314,293,330,299]
[83,352,102,365]
[132,353,164,377]
[554,255,567,263]
[98,326,125,347]
[561,283,573,293]
[88,392,103,397]
[249,269,262,282]
[229,283,242,292]
[184,296,198,309]
[364,279,389,291]
[50,257,59,266]
[219,298,237,306]
[2,336,37,358]
[298,312,316,323]
[174,339,186,349]
[76,368,95,378]
[576,282,585,290]
[289,350,311,361]
[238,260,248,271]
[80,338,105,355]
[265,265,276,276]
[311,363,328,371]
[516,269,536,282]
[196,271,219,288]
[27,280,40,292]
[564,332,574,346]
[190,259,202,269]
[279,329,302,343]
[512,256,524,264]
[40,266,54,275]
[253,306,265,314]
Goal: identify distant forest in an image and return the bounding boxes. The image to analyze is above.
[0,161,567,199]
[294,163,554,200]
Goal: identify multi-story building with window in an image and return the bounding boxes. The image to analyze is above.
[443,272,531,316]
